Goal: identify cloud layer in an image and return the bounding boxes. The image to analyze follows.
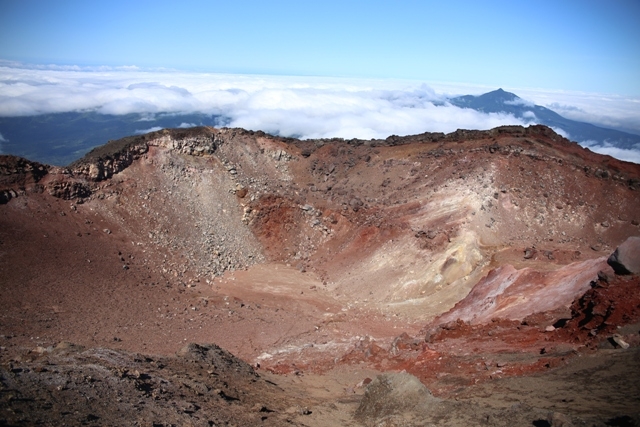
[1,63,638,162]
[511,87,640,136]
[0,64,532,140]
[580,140,640,164]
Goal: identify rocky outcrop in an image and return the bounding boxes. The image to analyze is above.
[355,372,439,423]
[72,140,148,181]
[26,127,224,202]
[149,132,219,156]
[176,343,257,379]
[0,155,49,185]
[0,343,296,427]
[608,236,640,275]
[0,155,49,203]
[70,127,220,182]
[46,180,92,200]
[566,271,640,336]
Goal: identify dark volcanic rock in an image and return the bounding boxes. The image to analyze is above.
[608,236,640,275]
[176,343,257,378]
[0,343,296,427]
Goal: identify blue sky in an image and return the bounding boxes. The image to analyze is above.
[1,0,639,95]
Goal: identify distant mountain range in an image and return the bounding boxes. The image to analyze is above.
[0,88,638,166]
[448,88,640,149]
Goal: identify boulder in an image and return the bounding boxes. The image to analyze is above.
[355,372,439,422]
[607,236,640,275]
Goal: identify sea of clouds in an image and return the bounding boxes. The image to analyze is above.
[1,62,639,162]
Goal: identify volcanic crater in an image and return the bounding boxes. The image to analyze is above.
[1,125,640,426]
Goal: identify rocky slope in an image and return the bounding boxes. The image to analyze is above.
[1,125,639,425]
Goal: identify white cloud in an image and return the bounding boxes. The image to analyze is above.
[580,140,640,164]
[550,127,569,139]
[0,62,638,164]
[0,64,531,139]
[137,114,157,121]
[505,98,535,107]
[178,122,197,128]
[509,88,640,136]
[0,59,142,73]
[134,126,163,135]
[0,131,6,154]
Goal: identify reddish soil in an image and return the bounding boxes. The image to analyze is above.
[1,125,640,426]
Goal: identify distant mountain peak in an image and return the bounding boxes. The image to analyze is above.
[448,89,640,152]
[450,88,521,111]
[481,88,519,102]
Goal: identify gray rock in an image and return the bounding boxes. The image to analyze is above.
[607,236,640,275]
[548,411,574,427]
[524,247,536,259]
[597,269,614,283]
[355,372,438,422]
[349,198,363,208]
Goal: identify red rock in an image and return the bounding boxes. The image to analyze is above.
[434,258,608,325]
